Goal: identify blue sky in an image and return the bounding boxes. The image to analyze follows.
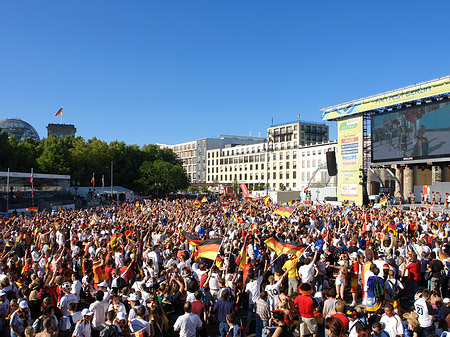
[1,1,449,146]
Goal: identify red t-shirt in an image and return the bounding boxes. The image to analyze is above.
[331,313,349,331]
[405,260,421,282]
[191,300,206,322]
[104,266,113,280]
[120,266,134,282]
[293,295,317,318]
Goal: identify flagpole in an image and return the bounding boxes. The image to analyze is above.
[111,161,114,202]
[102,175,105,195]
[6,168,9,212]
[61,106,63,124]
[31,168,34,206]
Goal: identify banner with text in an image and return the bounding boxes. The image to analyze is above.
[338,115,363,205]
[322,76,450,121]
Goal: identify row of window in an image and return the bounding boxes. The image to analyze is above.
[207,170,298,182]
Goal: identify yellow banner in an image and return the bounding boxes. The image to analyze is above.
[337,115,363,206]
[322,76,450,121]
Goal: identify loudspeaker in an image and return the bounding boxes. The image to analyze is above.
[402,206,410,211]
[325,196,338,201]
[326,150,337,176]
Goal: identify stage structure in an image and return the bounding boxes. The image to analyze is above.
[321,75,450,206]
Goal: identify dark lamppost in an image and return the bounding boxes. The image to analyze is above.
[266,136,274,196]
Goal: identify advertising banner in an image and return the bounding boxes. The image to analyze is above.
[338,115,363,205]
[322,76,450,121]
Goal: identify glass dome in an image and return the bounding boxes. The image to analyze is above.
[0,118,40,141]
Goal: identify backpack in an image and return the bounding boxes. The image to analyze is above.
[387,279,401,300]
[373,278,384,298]
[99,323,119,337]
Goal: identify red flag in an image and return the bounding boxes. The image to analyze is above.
[240,183,249,197]
[242,263,251,287]
[54,108,63,116]
[30,169,34,197]
[91,173,95,190]
[235,235,249,269]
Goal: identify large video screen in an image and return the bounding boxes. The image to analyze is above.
[371,100,450,163]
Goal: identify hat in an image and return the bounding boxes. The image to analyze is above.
[350,252,358,259]
[444,298,450,304]
[81,308,94,316]
[19,301,29,309]
[98,281,108,287]
[298,283,313,295]
[320,254,326,259]
[128,293,140,301]
[338,261,345,266]
[116,312,126,321]
[0,290,6,297]
[403,312,419,321]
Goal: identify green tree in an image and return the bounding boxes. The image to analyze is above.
[137,160,189,196]
[37,135,73,174]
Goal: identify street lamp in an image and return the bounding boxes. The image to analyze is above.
[266,136,274,196]
[73,181,80,196]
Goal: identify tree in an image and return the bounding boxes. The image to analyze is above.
[232,177,240,194]
[137,160,189,196]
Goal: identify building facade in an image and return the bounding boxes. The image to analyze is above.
[47,123,77,138]
[205,121,334,192]
[171,135,264,183]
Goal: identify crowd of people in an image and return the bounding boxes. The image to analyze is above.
[0,197,449,337]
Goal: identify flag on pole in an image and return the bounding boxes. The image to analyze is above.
[201,196,208,203]
[182,231,202,246]
[26,206,38,212]
[91,173,95,190]
[274,206,295,218]
[380,198,387,206]
[30,169,34,197]
[263,196,272,206]
[282,242,305,257]
[235,235,249,269]
[264,237,284,255]
[54,108,63,116]
[197,238,223,260]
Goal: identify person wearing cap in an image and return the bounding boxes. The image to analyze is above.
[127,293,144,322]
[403,311,423,337]
[0,290,9,335]
[58,283,78,316]
[10,301,31,337]
[72,308,93,337]
[379,304,403,337]
[439,298,450,320]
[113,311,128,335]
[347,310,364,337]
[294,283,319,337]
[97,281,110,302]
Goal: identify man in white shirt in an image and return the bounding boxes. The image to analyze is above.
[414,289,435,336]
[245,262,269,333]
[174,302,202,337]
[130,306,151,336]
[89,291,109,334]
[380,304,403,337]
[299,252,318,284]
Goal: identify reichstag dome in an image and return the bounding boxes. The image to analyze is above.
[0,118,40,141]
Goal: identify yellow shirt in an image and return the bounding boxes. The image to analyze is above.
[283,258,299,278]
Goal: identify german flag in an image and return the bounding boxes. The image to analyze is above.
[380,198,387,206]
[193,199,201,207]
[263,196,272,206]
[264,237,284,255]
[385,224,398,236]
[182,231,202,246]
[427,204,433,209]
[282,242,305,257]
[345,201,352,206]
[201,196,208,203]
[274,206,295,218]
[26,206,38,212]
[133,329,146,337]
[197,238,222,260]
[438,220,450,226]
[392,206,399,212]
